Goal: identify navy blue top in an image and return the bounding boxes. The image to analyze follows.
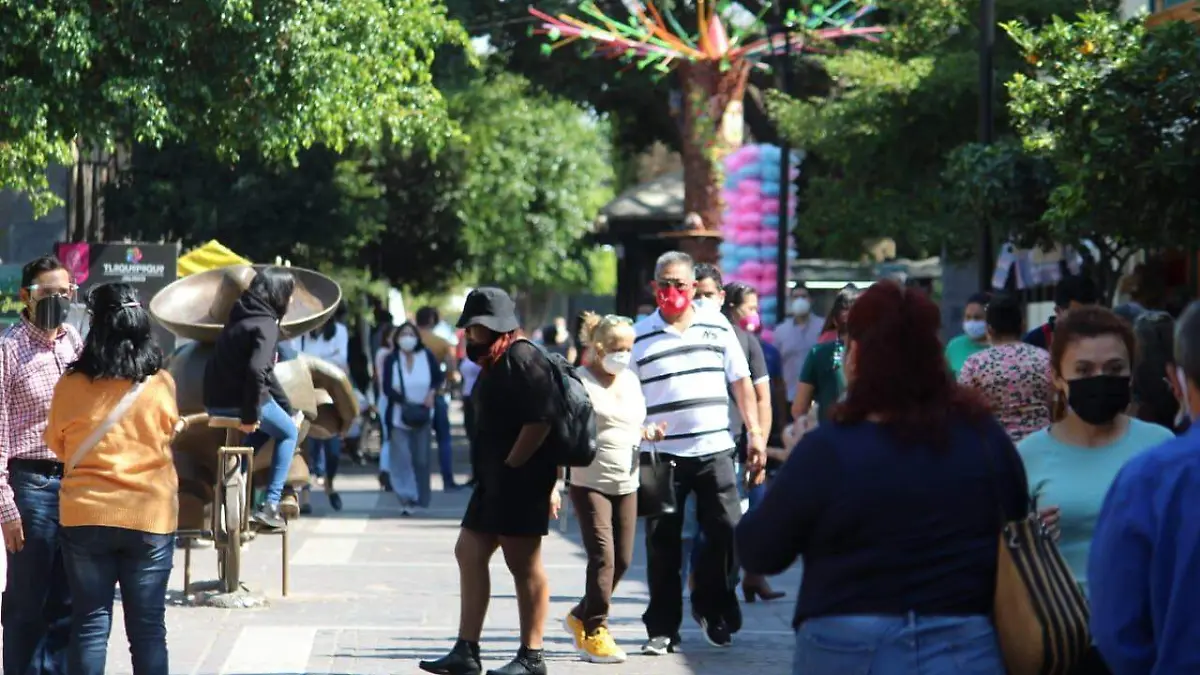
[1089,423,1200,675]
[736,417,1028,627]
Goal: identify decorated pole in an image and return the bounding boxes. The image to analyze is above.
[529,0,883,243]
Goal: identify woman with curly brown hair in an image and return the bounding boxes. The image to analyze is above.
[737,280,1027,675]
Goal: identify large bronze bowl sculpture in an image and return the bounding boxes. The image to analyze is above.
[151,265,356,531]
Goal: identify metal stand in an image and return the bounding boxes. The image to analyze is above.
[176,416,290,601]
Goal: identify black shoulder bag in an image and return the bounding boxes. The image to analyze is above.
[387,351,433,428]
[637,442,677,518]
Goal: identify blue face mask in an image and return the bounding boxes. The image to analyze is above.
[963,320,988,340]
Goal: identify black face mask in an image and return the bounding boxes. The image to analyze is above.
[1067,375,1131,426]
[33,295,70,332]
[465,341,490,364]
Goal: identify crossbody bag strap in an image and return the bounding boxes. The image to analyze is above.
[67,378,149,473]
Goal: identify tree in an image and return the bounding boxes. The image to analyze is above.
[1002,12,1200,293]
[0,0,468,217]
[104,144,388,269]
[768,0,1113,260]
[449,72,615,292]
[104,73,614,297]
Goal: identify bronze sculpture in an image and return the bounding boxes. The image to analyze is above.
[151,264,356,599]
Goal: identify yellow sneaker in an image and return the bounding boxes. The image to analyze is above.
[563,612,586,650]
[579,626,627,664]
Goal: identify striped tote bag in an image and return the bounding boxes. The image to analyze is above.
[993,512,1091,675]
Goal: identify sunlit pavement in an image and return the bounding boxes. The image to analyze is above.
[96,405,801,674]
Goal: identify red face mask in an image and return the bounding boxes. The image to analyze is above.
[655,285,691,317]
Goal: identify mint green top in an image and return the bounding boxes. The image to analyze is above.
[944,334,988,377]
[1016,418,1175,594]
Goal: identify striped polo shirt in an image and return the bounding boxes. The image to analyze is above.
[630,306,751,458]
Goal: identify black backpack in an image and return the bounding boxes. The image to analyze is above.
[521,339,598,467]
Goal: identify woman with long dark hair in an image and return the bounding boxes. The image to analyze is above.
[420,288,559,675]
[1131,311,1183,432]
[45,283,180,675]
[203,267,300,530]
[817,284,857,343]
[383,321,443,515]
[791,285,857,426]
[737,280,1027,675]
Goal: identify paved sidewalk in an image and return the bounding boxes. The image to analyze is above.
[90,406,801,674]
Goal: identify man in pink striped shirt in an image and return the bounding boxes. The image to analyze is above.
[1,256,83,675]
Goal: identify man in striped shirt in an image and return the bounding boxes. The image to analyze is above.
[631,251,764,654]
[0,255,84,675]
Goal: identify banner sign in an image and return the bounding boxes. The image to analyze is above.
[55,242,180,352]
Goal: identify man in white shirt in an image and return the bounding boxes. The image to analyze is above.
[773,282,824,409]
[630,251,764,654]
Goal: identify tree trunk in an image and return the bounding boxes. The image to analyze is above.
[677,60,751,234]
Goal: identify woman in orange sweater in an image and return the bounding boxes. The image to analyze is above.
[44,282,180,675]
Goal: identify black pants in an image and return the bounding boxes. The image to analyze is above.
[642,449,742,638]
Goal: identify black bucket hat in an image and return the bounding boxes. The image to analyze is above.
[456,287,520,333]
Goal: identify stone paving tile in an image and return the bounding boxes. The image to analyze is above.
[74,404,800,674]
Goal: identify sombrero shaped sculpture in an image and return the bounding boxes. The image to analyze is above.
[150,264,342,344]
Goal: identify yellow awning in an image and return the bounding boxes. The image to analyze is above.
[177,240,251,278]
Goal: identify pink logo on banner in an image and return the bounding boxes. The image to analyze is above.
[55,243,90,286]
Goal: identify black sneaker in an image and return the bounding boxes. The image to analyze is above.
[328,491,343,511]
[252,503,286,531]
[485,646,546,675]
[640,635,681,656]
[419,639,482,675]
[696,615,732,648]
[379,471,393,492]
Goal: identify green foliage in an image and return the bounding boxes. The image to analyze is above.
[769,0,1111,260]
[104,73,611,298]
[0,0,468,215]
[1004,13,1200,254]
[450,72,615,291]
[587,246,619,296]
[104,144,383,269]
[941,139,1057,257]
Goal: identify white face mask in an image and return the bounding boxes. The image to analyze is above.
[693,297,713,311]
[601,351,632,375]
[791,297,811,316]
[963,320,988,340]
[397,335,418,352]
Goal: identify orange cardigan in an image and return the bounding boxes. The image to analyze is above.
[44,370,180,534]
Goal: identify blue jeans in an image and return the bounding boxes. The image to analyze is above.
[209,398,297,505]
[3,469,71,675]
[61,527,173,675]
[307,437,342,481]
[793,614,1004,675]
[389,426,433,507]
[433,394,456,486]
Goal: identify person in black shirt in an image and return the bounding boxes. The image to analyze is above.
[737,280,1027,675]
[420,288,558,675]
[1024,274,1098,350]
[203,267,300,531]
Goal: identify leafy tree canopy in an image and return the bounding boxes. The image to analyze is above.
[104,73,613,296]
[769,0,1112,260]
[1004,12,1200,258]
[0,0,468,215]
[450,72,615,291]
